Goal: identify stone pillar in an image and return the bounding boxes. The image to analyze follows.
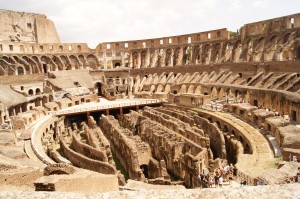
[137,52,141,68]
[190,47,193,65]
[170,49,174,66]
[129,52,133,68]
[179,47,183,65]
[146,49,150,67]
[120,107,123,119]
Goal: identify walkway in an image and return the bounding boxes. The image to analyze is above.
[56,98,162,116]
[193,108,279,179]
[30,114,56,165]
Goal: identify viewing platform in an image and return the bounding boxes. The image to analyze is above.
[55,98,163,116]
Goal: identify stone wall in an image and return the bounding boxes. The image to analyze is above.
[70,131,108,162]
[59,137,117,175]
[100,115,148,181]
[0,9,60,43]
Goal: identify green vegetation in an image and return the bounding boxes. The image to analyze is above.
[111,150,129,180]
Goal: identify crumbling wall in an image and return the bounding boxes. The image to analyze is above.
[59,137,116,175]
[100,115,145,181]
[139,116,207,188]
[70,131,108,162]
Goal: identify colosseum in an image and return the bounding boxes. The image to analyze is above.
[0,8,300,198]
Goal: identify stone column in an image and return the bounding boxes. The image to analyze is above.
[137,52,141,68]
[179,47,183,65]
[146,49,150,67]
[129,52,133,68]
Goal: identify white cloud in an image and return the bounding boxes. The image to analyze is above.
[229,0,242,10]
[252,0,269,8]
[0,0,299,48]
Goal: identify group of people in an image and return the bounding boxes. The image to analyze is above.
[198,163,238,188]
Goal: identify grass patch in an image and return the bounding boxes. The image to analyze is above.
[111,150,129,180]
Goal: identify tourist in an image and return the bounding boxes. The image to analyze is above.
[207,174,213,188]
[233,165,238,177]
[228,172,233,185]
[293,155,297,162]
[224,164,230,175]
[214,172,220,188]
[219,175,223,188]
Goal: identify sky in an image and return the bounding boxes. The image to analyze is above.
[0,0,299,48]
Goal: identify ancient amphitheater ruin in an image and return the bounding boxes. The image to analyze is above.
[0,8,300,198]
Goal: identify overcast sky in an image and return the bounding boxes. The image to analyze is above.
[0,0,299,48]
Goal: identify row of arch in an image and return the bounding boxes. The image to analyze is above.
[140,81,298,119]
[117,30,299,69]
[0,54,99,76]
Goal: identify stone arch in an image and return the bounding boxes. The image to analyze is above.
[234,90,242,101]
[52,55,64,70]
[183,46,191,65]
[17,66,25,75]
[69,55,80,69]
[164,84,171,93]
[1,55,11,63]
[187,85,195,94]
[36,88,41,95]
[41,55,49,63]
[192,45,201,64]
[132,52,139,69]
[31,55,39,63]
[194,85,201,94]
[165,48,173,66]
[150,85,156,93]
[78,54,86,67]
[232,40,242,62]
[211,87,218,100]
[28,89,34,96]
[86,54,98,69]
[140,51,147,68]
[13,55,32,74]
[283,32,291,44]
[41,55,52,72]
[174,47,181,66]
[44,164,76,176]
[218,87,226,100]
[156,84,164,92]
[180,84,187,93]
[202,44,211,64]
[60,55,71,70]
[114,62,121,68]
[212,43,222,62]
[23,55,40,73]
[265,34,278,50]
[254,37,265,51]
[31,55,43,73]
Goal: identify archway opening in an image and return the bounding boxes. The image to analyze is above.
[17,67,24,75]
[114,62,121,68]
[28,89,34,96]
[36,88,41,95]
[140,164,148,178]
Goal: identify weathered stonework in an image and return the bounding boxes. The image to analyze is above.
[0,8,300,196]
